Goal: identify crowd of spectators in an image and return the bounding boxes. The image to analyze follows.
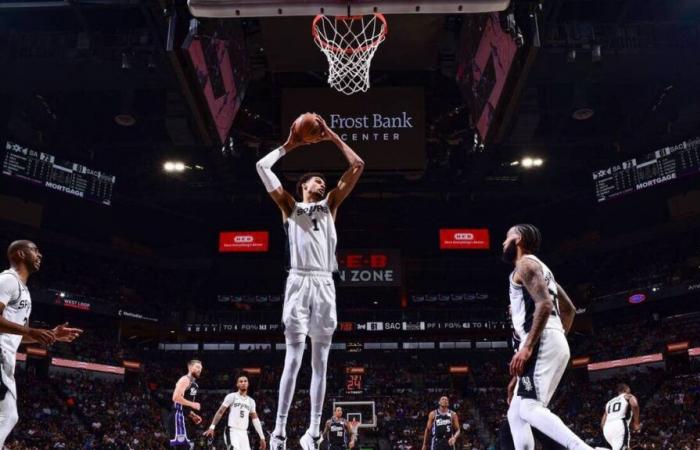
[6,351,700,450]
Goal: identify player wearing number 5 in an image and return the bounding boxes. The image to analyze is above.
[601,384,640,450]
[204,375,267,450]
[256,113,364,450]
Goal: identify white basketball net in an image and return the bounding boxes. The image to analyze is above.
[313,14,387,95]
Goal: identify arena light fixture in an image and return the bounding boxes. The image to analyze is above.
[521,157,534,168]
[163,161,187,173]
[533,158,544,167]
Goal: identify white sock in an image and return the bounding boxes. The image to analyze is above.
[0,392,19,447]
[508,396,535,450]
[519,398,594,450]
[272,341,305,438]
[306,339,331,438]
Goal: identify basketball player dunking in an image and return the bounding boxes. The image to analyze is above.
[168,360,203,449]
[256,114,364,450]
[322,407,357,450]
[422,396,460,450]
[204,374,267,450]
[601,384,640,450]
[0,240,82,448]
[502,225,605,450]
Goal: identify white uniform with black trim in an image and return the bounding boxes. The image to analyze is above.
[603,394,632,450]
[509,255,568,407]
[0,268,32,448]
[222,392,256,450]
[0,269,32,399]
[282,198,338,343]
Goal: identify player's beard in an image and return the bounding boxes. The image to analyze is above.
[501,241,517,264]
[27,257,41,273]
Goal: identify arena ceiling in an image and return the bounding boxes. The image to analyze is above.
[1,0,699,228]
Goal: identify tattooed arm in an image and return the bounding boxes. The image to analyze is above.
[509,257,553,376]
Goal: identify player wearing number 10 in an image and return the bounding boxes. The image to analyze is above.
[255,114,364,450]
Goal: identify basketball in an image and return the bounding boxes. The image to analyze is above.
[293,112,322,143]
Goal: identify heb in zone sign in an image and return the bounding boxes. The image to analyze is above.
[440,229,490,250]
[219,231,269,253]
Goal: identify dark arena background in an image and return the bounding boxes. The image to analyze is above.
[1,0,700,449]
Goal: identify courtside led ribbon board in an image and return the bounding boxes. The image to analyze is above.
[219,231,269,252]
[587,353,663,372]
[439,229,490,250]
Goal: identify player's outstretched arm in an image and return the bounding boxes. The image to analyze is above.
[256,125,306,219]
[510,258,553,376]
[600,411,607,430]
[0,279,55,345]
[316,116,364,214]
[422,411,435,450]
[555,282,576,334]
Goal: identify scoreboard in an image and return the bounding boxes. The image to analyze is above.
[593,137,700,202]
[2,141,115,205]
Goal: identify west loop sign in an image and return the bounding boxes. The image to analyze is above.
[336,249,401,287]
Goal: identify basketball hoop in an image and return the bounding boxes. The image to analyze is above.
[312,14,388,95]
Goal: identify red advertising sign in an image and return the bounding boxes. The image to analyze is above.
[219,231,269,253]
[440,229,490,250]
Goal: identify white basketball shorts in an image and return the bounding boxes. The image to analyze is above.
[282,269,337,343]
[516,328,570,407]
[604,420,630,450]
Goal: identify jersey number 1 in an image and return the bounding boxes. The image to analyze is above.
[311,218,319,231]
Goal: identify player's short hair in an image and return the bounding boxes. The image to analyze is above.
[513,224,542,253]
[616,383,630,394]
[236,374,249,382]
[7,240,34,260]
[296,172,327,199]
[187,359,202,368]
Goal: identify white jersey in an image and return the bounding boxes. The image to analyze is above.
[285,198,338,273]
[222,392,256,430]
[0,269,32,356]
[605,394,631,422]
[509,254,564,344]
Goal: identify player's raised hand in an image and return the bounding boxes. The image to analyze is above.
[52,323,83,343]
[314,114,334,142]
[285,120,309,149]
[203,428,215,438]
